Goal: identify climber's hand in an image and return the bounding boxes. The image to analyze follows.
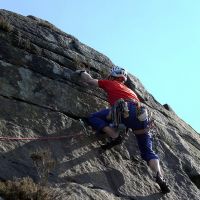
[75,70,98,87]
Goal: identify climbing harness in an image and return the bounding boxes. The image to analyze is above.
[109,98,149,129]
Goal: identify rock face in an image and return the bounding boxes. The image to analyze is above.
[0,9,200,200]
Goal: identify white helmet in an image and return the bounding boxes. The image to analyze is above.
[110,66,127,81]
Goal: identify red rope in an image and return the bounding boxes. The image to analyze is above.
[0,133,84,141]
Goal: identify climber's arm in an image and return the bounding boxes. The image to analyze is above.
[78,71,98,87]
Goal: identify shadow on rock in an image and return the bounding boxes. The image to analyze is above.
[60,167,125,196]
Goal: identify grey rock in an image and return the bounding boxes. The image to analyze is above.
[0,9,200,200]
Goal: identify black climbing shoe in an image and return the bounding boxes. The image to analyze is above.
[156,173,170,194]
[101,135,123,150]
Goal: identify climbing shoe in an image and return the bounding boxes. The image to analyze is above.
[101,135,123,150]
[156,173,170,194]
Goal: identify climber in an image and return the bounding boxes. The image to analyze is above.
[75,66,170,194]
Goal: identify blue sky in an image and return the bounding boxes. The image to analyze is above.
[1,0,200,133]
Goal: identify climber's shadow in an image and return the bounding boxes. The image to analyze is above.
[59,167,125,196]
[53,166,165,200]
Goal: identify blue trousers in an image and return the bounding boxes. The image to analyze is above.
[88,102,158,162]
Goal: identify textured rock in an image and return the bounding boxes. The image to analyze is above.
[0,9,200,200]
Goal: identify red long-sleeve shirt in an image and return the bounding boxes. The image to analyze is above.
[98,80,140,105]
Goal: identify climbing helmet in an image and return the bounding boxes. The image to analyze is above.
[110,66,127,82]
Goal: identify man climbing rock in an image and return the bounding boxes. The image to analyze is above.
[76,66,170,194]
